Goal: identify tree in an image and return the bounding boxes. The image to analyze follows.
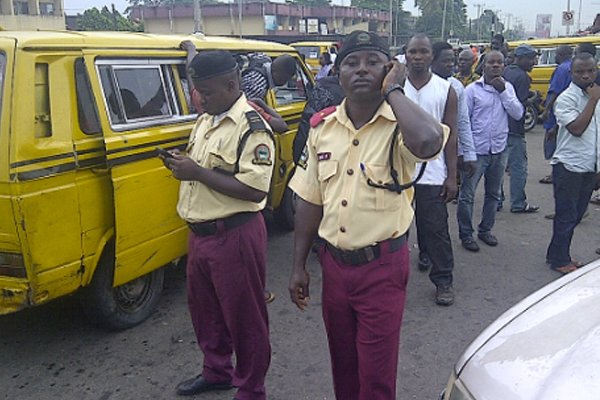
[415,0,468,40]
[351,0,394,10]
[77,5,143,31]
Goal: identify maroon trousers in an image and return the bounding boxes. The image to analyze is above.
[319,241,410,400]
[186,213,270,400]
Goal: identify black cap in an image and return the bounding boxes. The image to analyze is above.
[188,50,238,81]
[335,30,390,67]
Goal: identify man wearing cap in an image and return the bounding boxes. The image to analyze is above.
[161,50,273,400]
[501,43,540,213]
[288,30,447,399]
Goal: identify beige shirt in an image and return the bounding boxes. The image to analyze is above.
[289,100,448,250]
[177,94,274,222]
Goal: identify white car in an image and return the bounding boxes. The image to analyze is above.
[441,259,600,400]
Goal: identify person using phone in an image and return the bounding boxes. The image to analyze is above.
[288,30,447,400]
[162,50,274,399]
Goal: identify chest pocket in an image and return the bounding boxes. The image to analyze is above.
[359,163,402,211]
[317,160,338,204]
[207,150,236,175]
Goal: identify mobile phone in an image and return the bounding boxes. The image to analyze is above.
[156,147,174,159]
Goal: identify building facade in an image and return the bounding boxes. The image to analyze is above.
[130,2,391,39]
[0,0,64,30]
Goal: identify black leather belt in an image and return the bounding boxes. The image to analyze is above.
[326,234,407,266]
[187,212,257,236]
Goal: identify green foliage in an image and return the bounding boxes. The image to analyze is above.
[77,6,144,31]
[415,0,468,40]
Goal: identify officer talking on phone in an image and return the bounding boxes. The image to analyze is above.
[160,50,274,400]
[288,30,448,400]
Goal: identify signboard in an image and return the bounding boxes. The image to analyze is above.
[320,23,328,35]
[307,18,319,34]
[299,19,306,34]
[264,15,277,31]
[535,14,552,38]
[562,10,574,26]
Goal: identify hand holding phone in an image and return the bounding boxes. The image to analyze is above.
[156,147,174,159]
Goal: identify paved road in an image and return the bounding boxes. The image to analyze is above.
[2,125,599,400]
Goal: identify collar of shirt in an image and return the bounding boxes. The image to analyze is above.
[333,99,395,132]
[200,93,248,130]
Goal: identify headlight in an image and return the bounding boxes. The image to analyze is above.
[442,371,476,400]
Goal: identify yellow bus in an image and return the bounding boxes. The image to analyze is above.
[290,41,338,75]
[508,35,600,100]
[0,31,312,330]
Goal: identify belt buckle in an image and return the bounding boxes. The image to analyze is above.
[364,246,376,263]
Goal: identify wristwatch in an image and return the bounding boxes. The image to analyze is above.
[383,83,405,102]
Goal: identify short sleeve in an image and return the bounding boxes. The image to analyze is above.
[397,124,450,163]
[555,91,580,128]
[548,67,571,95]
[288,131,322,205]
[234,130,275,193]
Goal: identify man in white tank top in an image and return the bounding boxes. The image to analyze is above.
[404,34,458,306]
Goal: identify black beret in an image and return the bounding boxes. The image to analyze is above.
[335,30,390,67]
[188,50,238,81]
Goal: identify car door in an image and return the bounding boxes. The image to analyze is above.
[86,54,194,286]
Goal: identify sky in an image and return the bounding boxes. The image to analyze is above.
[65,0,600,37]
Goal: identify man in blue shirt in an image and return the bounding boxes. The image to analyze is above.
[502,44,539,213]
[540,45,573,183]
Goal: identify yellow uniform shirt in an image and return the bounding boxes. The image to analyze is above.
[177,94,274,222]
[289,100,448,250]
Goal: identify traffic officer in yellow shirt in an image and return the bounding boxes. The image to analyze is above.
[161,50,274,400]
[288,31,448,400]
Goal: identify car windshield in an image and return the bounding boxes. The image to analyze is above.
[294,46,320,60]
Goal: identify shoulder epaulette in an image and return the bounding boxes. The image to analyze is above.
[310,106,337,128]
[245,110,269,133]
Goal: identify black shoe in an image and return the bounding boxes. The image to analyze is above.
[176,375,232,396]
[478,232,498,246]
[461,237,480,252]
[418,253,432,271]
[435,285,454,306]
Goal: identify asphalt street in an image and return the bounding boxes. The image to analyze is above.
[1,125,599,400]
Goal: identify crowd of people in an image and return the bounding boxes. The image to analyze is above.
[157,30,599,400]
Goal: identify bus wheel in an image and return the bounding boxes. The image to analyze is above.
[81,246,164,331]
[274,188,297,231]
[524,103,538,132]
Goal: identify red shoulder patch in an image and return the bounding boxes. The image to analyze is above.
[309,106,337,128]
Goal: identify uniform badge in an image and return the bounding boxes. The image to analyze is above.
[317,152,331,161]
[297,145,309,169]
[252,143,272,165]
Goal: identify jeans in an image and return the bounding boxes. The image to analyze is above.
[507,133,529,210]
[415,184,454,287]
[546,163,596,269]
[457,149,508,240]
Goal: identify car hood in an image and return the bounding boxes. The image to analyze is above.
[457,260,600,400]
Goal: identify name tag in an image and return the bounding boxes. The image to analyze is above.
[317,152,331,161]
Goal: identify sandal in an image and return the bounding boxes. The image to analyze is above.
[552,263,580,274]
[539,175,552,184]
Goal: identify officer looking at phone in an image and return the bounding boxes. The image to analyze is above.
[159,50,274,399]
[288,30,447,400]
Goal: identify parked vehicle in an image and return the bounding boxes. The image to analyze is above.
[440,258,600,400]
[508,35,600,101]
[290,41,338,75]
[0,31,312,330]
[524,90,543,132]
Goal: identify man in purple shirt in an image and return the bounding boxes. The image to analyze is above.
[457,51,524,252]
